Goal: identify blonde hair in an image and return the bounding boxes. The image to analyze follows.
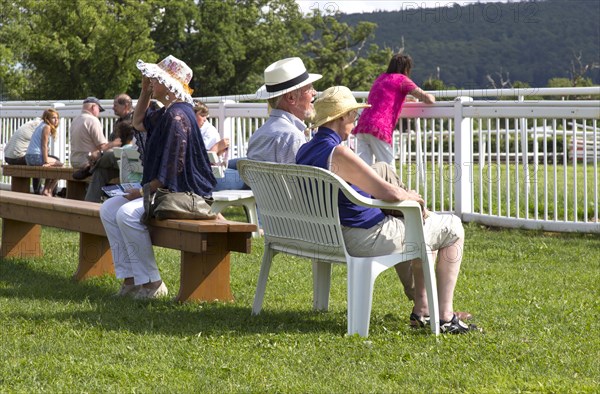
[193,101,209,116]
[41,108,59,138]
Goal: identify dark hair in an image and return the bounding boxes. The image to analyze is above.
[114,93,132,106]
[386,54,413,76]
[116,121,135,145]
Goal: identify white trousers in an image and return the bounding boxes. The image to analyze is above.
[100,196,161,285]
[355,133,395,167]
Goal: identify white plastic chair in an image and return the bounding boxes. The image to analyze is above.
[207,151,225,179]
[210,189,259,238]
[238,159,439,337]
[113,147,143,183]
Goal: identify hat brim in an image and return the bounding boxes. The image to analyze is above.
[255,73,322,100]
[137,60,194,104]
[312,103,371,128]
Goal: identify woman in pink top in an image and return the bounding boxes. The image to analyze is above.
[353,54,435,167]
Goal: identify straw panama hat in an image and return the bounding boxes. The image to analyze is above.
[311,86,370,128]
[255,57,322,100]
[136,55,194,104]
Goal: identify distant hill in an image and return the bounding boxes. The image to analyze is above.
[339,0,600,88]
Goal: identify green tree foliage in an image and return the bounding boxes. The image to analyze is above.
[300,10,392,91]
[184,0,306,97]
[0,0,33,99]
[1,0,156,100]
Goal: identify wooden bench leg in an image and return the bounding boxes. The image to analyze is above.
[66,180,87,201]
[73,233,114,281]
[1,219,42,258]
[10,177,31,193]
[176,236,233,302]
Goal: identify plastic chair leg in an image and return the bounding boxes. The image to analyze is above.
[312,260,332,311]
[241,199,260,238]
[252,246,275,315]
[346,259,379,337]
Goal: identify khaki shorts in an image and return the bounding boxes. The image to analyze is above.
[342,212,464,257]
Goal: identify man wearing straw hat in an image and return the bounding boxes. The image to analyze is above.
[247,57,321,164]
[297,86,477,334]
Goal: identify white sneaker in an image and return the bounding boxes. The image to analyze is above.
[134,281,168,299]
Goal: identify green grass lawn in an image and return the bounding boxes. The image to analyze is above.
[1,215,599,393]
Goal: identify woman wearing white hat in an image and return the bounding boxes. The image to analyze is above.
[296,86,478,334]
[100,55,217,299]
[247,57,322,164]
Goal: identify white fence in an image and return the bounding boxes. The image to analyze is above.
[1,87,599,233]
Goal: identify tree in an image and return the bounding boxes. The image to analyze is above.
[299,9,391,91]
[185,0,306,97]
[568,50,600,87]
[1,0,157,100]
[0,0,34,99]
[0,0,407,100]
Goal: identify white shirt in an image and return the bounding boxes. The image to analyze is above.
[4,118,42,159]
[200,121,220,150]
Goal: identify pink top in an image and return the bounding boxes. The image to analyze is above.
[353,73,417,144]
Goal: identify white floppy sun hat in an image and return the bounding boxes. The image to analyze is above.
[136,55,194,104]
[255,57,322,100]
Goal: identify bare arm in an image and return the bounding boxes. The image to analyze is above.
[88,138,123,162]
[41,125,50,165]
[209,138,230,156]
[98,138,122,152]
[330,145,423,205]
[409,87,436,104]
[133,76,152,132]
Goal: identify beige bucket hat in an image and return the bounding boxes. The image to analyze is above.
[311,86,370,128]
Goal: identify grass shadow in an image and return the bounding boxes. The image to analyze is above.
[0,257,345,337]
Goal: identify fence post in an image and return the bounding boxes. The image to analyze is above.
[51,102,66,164]
[454,96,473,218]
[217,99,236,158]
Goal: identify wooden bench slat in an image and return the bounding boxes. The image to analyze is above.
[0,191,102,216]
[2,164,84,182]
[2,164,90,200]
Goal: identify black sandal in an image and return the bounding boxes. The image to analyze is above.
[440,314,480,334]
[409,312,430,328]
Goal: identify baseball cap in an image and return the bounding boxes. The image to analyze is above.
[83,97,105,112]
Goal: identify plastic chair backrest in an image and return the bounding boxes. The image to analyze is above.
[116,147,142,183]
[238,160,349,262]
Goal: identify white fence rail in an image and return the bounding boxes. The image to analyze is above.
[1,87,599,233]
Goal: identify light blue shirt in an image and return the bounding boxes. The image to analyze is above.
[247,109,307,164]
[25,122,48,156]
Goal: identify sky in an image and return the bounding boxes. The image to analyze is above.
[295,0,513,15]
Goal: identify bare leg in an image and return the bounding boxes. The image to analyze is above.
[42,179,58,196]
[412,240,463,323]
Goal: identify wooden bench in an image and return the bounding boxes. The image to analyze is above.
[0,190,256,302]
[2,164,89,200]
